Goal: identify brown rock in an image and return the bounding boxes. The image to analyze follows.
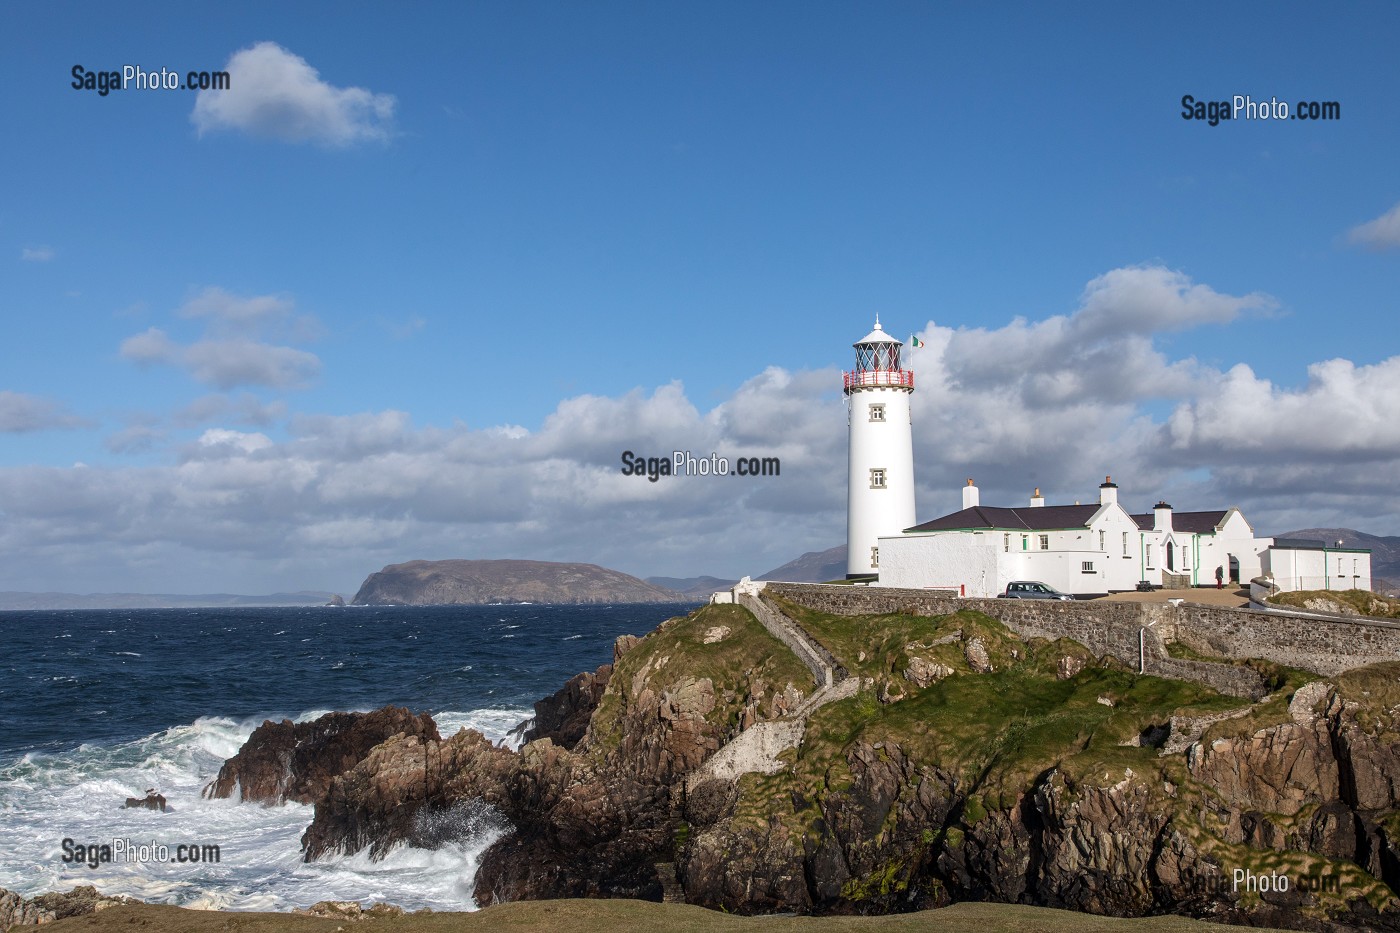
[205,707,439,805]
[524,663,612,749]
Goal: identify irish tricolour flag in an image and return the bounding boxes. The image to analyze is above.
[910,336,925,348]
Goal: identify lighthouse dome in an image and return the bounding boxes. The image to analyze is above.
[854,317,903,346]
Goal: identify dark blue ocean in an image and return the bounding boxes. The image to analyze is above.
[0,603,694,911]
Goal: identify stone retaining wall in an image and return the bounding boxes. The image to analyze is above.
[1164,602,1400,676]
[736,593,832,688]
[765,582,1400,684]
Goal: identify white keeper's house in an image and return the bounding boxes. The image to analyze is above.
[840,318,1372,597]
[876,477,1372,598]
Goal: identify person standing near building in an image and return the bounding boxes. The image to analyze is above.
[1215,565,1224,589]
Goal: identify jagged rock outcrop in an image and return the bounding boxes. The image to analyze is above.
[524,664,613,749]
[351,559,685,606]
[303,727,516,860]
[0,886,133,928]
[204,707,439,804]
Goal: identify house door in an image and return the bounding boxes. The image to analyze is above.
[1228,555,1239,583]
[1166,542,1174,572]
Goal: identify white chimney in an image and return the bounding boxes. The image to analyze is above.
[1153,501,1173,533]
[1030,487,1045,508]
[1099,475,1118,506]
[962,478,979,509]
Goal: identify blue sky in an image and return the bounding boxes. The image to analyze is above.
[3,3,1399,594]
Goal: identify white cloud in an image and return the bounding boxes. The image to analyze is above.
[1163,357,1400,463]
[120,289,322,390]
[0,391,87,432]
[20,246,55,262]
[179,286,294,330]
[176,393,286,427]
[191,42,396,146]
[197,428,274,453]
[119,327,181,366]
[105,425,165,454]
[183,339,320,389]
[1347,201,1400,250]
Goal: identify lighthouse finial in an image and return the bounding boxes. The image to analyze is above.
[874,313,881,330]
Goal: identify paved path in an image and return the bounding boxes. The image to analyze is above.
[686,593,854,789]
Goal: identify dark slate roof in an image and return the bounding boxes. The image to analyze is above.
[1270,537,1326,550]
[1129,510,1229,533]
[906,504,1100,533]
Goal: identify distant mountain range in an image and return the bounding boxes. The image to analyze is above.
[0,591,336,611]
[647,544,850,599]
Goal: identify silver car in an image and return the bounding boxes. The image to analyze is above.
[999,581,1073,600]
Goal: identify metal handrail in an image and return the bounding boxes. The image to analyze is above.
[843,370,914,390]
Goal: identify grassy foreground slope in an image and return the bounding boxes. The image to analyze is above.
[40,899,1260,933]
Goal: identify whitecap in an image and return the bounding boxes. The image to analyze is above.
[0,708,517,911]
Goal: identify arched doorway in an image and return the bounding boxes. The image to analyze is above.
[1166,541,1175,572]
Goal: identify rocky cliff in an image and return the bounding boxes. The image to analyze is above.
[351,559,686,606]
[213,598,1400,931]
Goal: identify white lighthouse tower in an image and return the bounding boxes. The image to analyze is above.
[844,317,916,579]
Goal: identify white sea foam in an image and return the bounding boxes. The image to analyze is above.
[433,708,533,749]
[0,706,530,912]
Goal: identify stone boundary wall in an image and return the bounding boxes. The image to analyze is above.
[1163,602,1400,676]
[765,583,1154,668]
[757,593,848,682]
[766,582,1400,682]
[735,593,832,688]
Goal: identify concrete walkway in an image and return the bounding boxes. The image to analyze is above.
[685,592,855,789]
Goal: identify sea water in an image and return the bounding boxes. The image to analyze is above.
[0,603,690,911]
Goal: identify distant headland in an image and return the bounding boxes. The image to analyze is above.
[350,559,688,606]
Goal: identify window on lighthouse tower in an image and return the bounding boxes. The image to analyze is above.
[869,468,886,489]
[868,403,885,422]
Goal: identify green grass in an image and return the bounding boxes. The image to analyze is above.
[1269,589,1400,619]
[587,603,815,759]
[716,605,1250,836]
[39,899,1269,933]
[1333,661,1400,735]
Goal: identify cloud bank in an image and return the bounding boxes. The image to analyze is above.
[2,265,1396,594]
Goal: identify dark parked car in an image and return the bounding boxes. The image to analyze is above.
[999,581,1073,600]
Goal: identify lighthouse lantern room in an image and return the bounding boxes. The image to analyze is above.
[844,317,916,579]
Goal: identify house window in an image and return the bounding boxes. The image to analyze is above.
[1082,561,1095,573]
[1122,532,1128,556]
[1021,534,1028,551]
[1003,533,1010,553]
[1099,530,1105,551]
[869,468,886,489]
[1039,534,1049,550]
[868,404,885,423]
[1146,544,1153,568]
[870,546,879,569]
